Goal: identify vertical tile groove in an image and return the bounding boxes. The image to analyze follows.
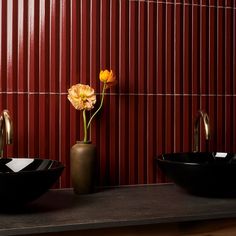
[0,0,235,187]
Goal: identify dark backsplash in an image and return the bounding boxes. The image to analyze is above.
[0,0,235,187]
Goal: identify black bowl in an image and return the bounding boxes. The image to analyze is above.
[157,152,236,197]
[0,158,64,206]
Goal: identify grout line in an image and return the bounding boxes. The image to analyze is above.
[199,0,202,110]
[118,0,122,185]
[207,0,212,148]
[155,0,159,183]
[173,0,176,152]
[1,91,236,96]
[58,0,64,188]
[146,2,150,182]
[128,0,236,10]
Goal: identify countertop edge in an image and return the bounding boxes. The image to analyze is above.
[2,213,236,236]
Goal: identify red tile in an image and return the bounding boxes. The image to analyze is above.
[164,96,175,153]
[17,0,28,92]
[217,8,225,95]
[79,0,90,86]
[90,0,101,92]
[50,94,60,160]
[208,6,217,94]
[119,0,129,94]
[0,0,7,92]
[100,0,110,72]
[192,5,200,94]
[69,0,78,88]
[182,96,192,152]
[207,95,216,151]
[156,95,165,182]
[200,5,208,94]
[28,0,40,92]
[119,95,130,185]
[174,96,182,152]
[138,1,147,94]
[157,3,165,94]
[191,96,200,150]
[217,0,225,7]
[49,0,60,93]
[147,96,157,183]
[60,94,71,188]
[201,0,208,5]
[147,2,157,94]
[175,4,184,94]
[225,0,234,8]
[165,4,174,94]
[97,95,112,186]
[234,8,236,94]
[28,94,40,157]
[39,0,46,92]
[225,96,233,151]
[208,0,217,6]
[108,95,119,186]
[129,1,138,94]
[137,95,148,184]
[216,96,225,151]
[184,0,192,4]
[128,95,138,184]
[59,0,70,93]
[109,0,119,95]
[6,0,14,92]
[15,94,29,157]
[192,0,201,4]
[175,0,184,3]
[183,4,192,94]
[165,0,175,3]
[38,95,50,158]
[225,8,234,94]
[157,95,187,182]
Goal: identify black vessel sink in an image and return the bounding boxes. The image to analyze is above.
[157,152,236,197]
[0,158,64,207]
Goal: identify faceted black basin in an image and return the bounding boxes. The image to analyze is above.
[157,152,236,197]
[0,158,64,207]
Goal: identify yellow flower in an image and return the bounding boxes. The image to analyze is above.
[99,69,117,88]
[68,84,96,111]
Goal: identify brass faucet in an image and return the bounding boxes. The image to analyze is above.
[0,110,13,157]
[193,110,210,152]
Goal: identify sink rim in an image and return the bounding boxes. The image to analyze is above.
[157,151,236,166]
[0,157,64,175]
[157,152,236,197]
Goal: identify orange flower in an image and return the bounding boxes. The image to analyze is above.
[68,84,96,111]
[99,69,117,88]
[68,69,117,142]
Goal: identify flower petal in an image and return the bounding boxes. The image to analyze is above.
[67,84,96,110]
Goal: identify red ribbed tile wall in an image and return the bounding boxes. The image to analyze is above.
[0,0,235,187]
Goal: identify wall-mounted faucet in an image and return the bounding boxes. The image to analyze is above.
[193,110,210,152]
[0,110,13,157]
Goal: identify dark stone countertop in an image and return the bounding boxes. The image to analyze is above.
[1,183,236,235]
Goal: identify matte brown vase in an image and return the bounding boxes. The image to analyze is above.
[70,141,96,194]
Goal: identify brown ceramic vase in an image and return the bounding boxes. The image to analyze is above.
[70,141,96,194]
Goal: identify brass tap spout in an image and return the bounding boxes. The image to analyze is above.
[193,110,210,152]
[0,110,13,157]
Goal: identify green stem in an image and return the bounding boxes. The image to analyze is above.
[83,109,87,142]
[87,83,106,130]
